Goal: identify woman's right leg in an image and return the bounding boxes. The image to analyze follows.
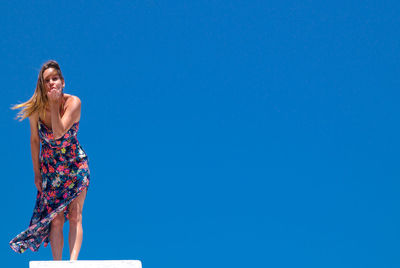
[68,188,87,260]
[50,212,65,260]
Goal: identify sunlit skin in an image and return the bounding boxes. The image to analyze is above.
[29,67,87,260]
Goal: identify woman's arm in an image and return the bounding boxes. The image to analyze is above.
[29,112,42,192]
[48,91,81,139]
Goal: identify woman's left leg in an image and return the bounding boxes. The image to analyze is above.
[68,188,87,260]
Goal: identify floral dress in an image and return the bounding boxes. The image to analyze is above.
[9,120,90,253]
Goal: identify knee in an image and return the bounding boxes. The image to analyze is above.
[68,207,82,225]
[51,215,64,229]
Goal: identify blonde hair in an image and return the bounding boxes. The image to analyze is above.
[12,60,64,121]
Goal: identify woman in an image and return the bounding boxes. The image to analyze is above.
[9,60,90,260]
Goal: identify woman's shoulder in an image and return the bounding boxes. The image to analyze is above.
[29,110,39,122]
[28,111,40,134]
[64,93,81,102]
[64,94,81,107]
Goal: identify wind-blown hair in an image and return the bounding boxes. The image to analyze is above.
[12,60,64,121]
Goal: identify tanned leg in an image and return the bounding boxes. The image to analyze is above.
[50,213,65,260]
[68,188,87,260]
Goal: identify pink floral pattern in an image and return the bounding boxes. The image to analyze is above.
[9,120,90,253]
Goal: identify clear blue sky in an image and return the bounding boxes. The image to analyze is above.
[1,1,399,267]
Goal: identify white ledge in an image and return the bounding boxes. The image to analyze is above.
[29,260,142,268]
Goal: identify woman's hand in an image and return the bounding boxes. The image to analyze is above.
[47,88,63,104]
[34,173,43,192]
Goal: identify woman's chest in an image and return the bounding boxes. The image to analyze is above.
[39,117,52,129]
[40,108,66,129]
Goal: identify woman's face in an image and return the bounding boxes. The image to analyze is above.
[43,68,65,92]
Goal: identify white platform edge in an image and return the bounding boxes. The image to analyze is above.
[29,260,142,268]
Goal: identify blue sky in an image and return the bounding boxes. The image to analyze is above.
[1,1,400,267]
